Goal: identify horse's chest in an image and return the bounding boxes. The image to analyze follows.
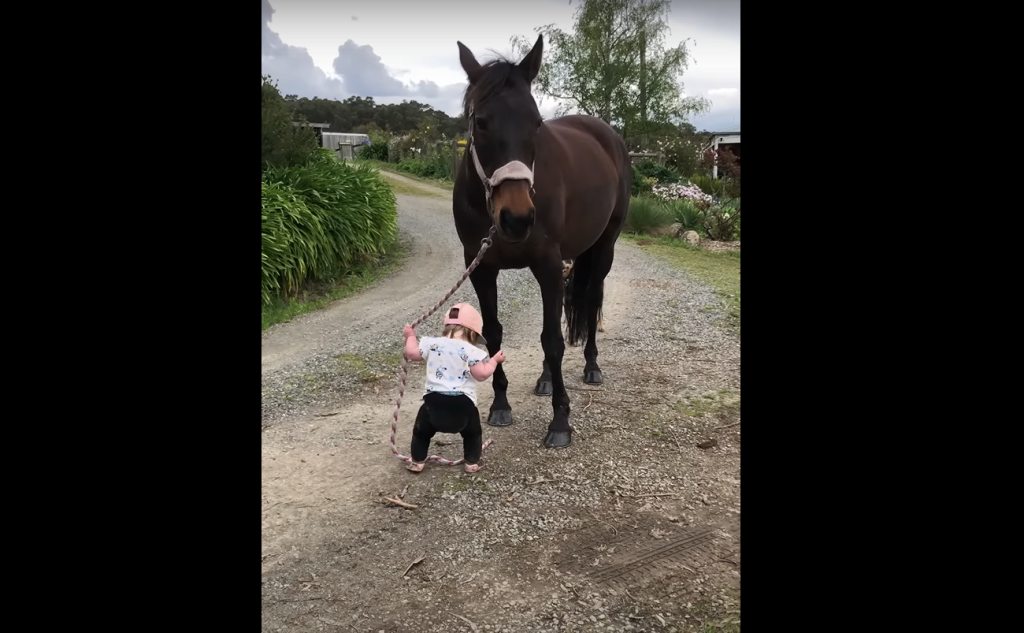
[485,246,533,269]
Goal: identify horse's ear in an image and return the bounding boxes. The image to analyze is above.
[518,33,544,84]
[457,41,483,83]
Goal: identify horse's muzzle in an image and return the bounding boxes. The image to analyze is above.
[498,206,535,242]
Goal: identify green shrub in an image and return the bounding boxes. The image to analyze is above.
[631,163,661,196]
[666,199,705,234]
[631,164,649,196]
[690,173,740,201]
[633,159,681,185]
[702,205,740,241]
[261,159,398,305]
[357,131,390,162]
[395,158,431,178]
[624,196,673,235]
[395,153,453,180]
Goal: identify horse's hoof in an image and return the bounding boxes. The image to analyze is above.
[584,369,603,385]
[487,408,514,427]
[544,430,572,448]
[534,379,553,396]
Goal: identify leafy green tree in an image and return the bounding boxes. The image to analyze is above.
[511,0,709,141]
[262,75,319,170]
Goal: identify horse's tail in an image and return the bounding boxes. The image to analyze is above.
[564,248,600,347]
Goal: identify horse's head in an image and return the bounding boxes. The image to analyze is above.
[458,35,544,243]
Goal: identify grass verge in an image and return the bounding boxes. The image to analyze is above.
[620,234,740,337]
[261,239,409,331]
[377,171,450,199]
[355,159,455,190]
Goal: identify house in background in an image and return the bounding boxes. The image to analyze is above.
[704,125,740,179]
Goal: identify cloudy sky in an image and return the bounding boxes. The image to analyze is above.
[262,0,740,132]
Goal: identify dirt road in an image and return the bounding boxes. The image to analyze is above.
[261,171,741,632]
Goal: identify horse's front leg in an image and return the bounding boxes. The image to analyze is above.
[532,254,571,448]
[468,261,513,426]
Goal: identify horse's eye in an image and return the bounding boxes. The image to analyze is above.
[475,117,489,132]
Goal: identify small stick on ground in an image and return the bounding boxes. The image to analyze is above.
[582,393,594,413]
[402,555,425,577]
[713,421,741,431]
[384,497,418,509]
[454,614,480,632]
[314,412,341,417]
[433,572,448,597]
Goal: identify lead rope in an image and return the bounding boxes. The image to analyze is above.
[389,225,498,466]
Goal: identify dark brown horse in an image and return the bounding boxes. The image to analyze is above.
[452,35,631,448]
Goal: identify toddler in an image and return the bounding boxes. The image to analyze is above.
[402,303,505,473]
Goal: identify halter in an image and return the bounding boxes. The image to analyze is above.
[467,102,537,214]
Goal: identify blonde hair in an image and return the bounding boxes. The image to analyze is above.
[442,323,479,345]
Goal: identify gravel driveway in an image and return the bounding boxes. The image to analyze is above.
[262,171,741,632]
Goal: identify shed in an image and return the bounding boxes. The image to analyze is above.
[293,121,330,145]
[321,132,371,159]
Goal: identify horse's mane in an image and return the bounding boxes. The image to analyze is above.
[462,54,523,119]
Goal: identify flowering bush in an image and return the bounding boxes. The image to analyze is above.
[650,136,702,176]
[651,182,715,207]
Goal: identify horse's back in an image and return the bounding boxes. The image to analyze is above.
[541,115,630,257]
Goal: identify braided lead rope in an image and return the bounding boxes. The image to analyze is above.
[390,225,498,466]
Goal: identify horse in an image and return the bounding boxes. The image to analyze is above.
[562,259,604,346]
[451,34,631,448]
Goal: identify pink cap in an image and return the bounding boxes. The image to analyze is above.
[444,303,485,342]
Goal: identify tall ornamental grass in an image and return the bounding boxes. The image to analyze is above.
[262,156,398,305]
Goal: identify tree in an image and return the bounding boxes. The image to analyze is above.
[511,0,709,141]
[262,75,319,170]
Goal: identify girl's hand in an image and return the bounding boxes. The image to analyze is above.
[493,350,506,364]
[403,324,415,339]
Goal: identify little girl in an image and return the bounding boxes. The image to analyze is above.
[402,303,505,473]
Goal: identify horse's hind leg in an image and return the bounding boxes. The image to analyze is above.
[583,239,615,385]
[468,261,513,427]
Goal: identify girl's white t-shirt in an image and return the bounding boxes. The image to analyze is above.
[417,336,490,405]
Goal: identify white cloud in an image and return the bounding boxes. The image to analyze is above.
[263,0,740,128]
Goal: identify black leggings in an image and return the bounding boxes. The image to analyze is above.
[410,393,482,464]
